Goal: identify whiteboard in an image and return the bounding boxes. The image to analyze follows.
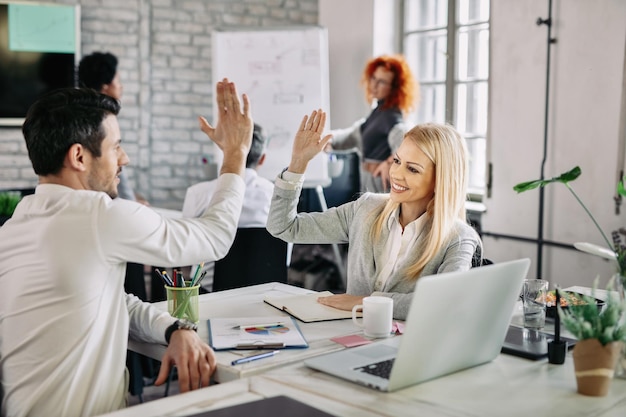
[212,26,330,185]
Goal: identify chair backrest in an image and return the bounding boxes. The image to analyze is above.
[213,227,288,291]
[323,150,361,208]
[471,245,494,268]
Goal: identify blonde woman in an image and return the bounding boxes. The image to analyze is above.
[267,110,481,320]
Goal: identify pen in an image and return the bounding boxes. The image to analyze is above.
[191,262,204,286]
[156,269,174,286]
[231,350,280,366]
[162,270,173,287]
[232,322,286,330]
[196,270,208,286]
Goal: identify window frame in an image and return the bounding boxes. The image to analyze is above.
[402,0,490,197]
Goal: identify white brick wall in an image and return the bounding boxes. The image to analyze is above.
[0,0,318,208]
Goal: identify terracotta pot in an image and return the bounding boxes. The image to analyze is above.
[572,339,624,396]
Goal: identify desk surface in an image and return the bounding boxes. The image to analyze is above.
[129,283,598,381]
[255,355,626,417]
[129,283,362,382]
[119,283,626,417]
[108,352,626,417]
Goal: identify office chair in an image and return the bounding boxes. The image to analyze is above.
[324,150,361,208]
[123,263,160,402]
[472,245,493,268]
[213,227,288,291]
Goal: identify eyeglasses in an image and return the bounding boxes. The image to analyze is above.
[369,76,392,88]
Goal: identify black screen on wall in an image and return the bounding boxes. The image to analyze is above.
[0,3,77,125]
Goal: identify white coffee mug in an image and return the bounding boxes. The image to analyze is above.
[352,296,393,338]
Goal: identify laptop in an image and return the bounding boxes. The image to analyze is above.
[304,258,531,392]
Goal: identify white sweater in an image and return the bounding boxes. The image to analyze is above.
[0,174,244,417]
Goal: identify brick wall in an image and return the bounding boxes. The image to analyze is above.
[0,0,318,208]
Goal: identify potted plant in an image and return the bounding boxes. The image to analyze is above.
[558,279,626,396]
[514,166,626,391]
[0,191,22,226]
[513,166,626,285]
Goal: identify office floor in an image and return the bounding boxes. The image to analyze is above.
[127,243,347,407]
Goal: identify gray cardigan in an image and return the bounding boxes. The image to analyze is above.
[267,177,482,319]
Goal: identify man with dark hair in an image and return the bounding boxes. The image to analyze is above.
[78,51,122,98]
[183,123,272,220]
[78,51,146,203]
[0,79,253,416]
[245,124,268,170]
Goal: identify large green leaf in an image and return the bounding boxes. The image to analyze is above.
[513,166,581,193]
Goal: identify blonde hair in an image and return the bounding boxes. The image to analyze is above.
[371,123,469,279]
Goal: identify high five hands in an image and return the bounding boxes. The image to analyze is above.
[288,109,333,174]
[198,78,253,176]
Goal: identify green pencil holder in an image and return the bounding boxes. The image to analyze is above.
[165,285,200,323]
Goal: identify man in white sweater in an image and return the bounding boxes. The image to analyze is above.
[182,124,274,290]
[0,79,252,417]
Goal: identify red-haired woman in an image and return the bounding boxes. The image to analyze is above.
[330,55,419,193]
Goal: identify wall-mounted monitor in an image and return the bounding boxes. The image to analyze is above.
[0,1,80,127]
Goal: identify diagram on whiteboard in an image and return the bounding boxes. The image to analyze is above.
[212,27,330,185]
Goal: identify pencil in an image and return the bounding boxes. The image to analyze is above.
[161,270,174,287]
[192,262,204,286]
[196,270,208,286]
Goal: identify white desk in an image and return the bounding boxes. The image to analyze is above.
[254,355,626,417]
[129,283,362,382]
[118,283,626,417]
[107,351,626,417]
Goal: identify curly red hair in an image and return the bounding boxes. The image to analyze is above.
[360,54,419,115]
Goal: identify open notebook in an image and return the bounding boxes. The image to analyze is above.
[264,291,361,323]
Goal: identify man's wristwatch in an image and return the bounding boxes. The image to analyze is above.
[165,319,198,344]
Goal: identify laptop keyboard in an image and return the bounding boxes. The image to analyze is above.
[355,358,395,379]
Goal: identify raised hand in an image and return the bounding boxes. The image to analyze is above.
[198,78,253,176]
[288,109,333,174]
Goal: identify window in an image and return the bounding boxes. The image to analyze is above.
[403,0,489,195]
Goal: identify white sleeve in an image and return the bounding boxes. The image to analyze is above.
[181,187,196,218]
[125,293,175,344]
[100,173,246,268]
[388,122,408,153]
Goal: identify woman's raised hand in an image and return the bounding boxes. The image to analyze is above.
[288,109,333,174]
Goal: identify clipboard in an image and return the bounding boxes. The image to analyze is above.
[207,315,308,350]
